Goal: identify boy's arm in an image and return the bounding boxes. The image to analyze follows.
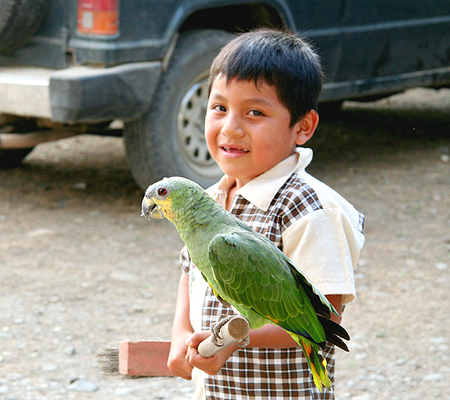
[167,272,194,380]
[326,294,343,323]
[186,294,343,376]
[245,294,343,345]
[185,324,294,376]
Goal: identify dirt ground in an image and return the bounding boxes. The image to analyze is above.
[0,88,449,400]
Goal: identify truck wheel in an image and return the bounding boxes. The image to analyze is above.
[124,29,234,190]
[0,0,49,52]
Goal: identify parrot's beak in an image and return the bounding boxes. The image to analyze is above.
[141,196,165,220]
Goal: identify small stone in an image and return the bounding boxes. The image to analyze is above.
[431,193,441,201]
[42,365,57,372]
[68,379,98,392]
[26,228,56,237]
[109,270,139,282]
[424,373,442,382]
[72,181,87,190]
[64,346,76,355]
[7,373,24,381]
[350,395,371,400]
[429,337,446,345]
[115,387,134,396]
[355,352,368,360]
[434,262,448,271]
[132,304,145,313]
[369,373,387,382]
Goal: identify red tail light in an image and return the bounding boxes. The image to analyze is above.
[77,0,119,36]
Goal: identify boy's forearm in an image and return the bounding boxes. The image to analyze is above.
[171,272,193,333]
[223,295,344,350]
[246,324,298,348]
[326,294,343,323]
[247,295,343,348]
[168,272,194,379]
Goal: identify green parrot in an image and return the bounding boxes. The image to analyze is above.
[141,176,350,391]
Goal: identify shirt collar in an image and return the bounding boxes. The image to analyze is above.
[213,147,313,212]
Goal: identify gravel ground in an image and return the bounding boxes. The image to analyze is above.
[0,88,449,399]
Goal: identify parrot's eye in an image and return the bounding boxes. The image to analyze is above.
[157,187,168,196]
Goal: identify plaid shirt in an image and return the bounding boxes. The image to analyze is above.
[182,149,365,400]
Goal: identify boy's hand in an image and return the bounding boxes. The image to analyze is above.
[167,335,194,380]
[185,331,238,375]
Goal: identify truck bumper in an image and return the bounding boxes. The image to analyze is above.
[0,62,162,123]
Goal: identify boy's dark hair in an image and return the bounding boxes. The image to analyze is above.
[208,29,323,126]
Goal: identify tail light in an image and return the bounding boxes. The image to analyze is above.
[77,0,119,36]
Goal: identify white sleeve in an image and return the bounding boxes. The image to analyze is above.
[282,206,364,304]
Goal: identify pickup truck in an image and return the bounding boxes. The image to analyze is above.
[1,0,449,189]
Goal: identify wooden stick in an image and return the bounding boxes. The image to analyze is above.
[197,316,250,358]
[118,316,250,376]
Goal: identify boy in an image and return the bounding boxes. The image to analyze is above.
[167,29,365,399]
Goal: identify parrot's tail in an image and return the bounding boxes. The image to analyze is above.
[295,335,332,391]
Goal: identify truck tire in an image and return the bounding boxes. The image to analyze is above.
[0,0,49,52]
[124,29,234,190]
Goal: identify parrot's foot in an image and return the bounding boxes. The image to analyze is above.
[237,335,250,348]
[210,315,234,346]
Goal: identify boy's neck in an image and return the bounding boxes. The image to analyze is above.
[226,183,238,211]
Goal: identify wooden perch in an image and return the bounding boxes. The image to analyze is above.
[118,316,250,376]
[197,316,250,358]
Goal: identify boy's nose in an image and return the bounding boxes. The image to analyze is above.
[220,115,245,138]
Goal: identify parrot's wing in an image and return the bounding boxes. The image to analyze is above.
[282,254,336,319]
[282,251,351,349]
[208,228,327,344]
[232,219,339,320]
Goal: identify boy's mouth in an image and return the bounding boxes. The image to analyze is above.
[221,145,249,154]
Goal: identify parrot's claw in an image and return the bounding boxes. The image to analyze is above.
[237,335,250,348]
[210,315,234,346]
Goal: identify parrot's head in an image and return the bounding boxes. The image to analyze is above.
[141,176,205,224]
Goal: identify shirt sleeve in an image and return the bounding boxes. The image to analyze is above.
[282,206,364,304]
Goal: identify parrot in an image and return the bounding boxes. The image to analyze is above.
[141,176,350,391]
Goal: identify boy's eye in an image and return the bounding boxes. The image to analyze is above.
[249,110,264,116]
[213,105,226,112]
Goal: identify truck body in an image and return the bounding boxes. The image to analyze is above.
[1,0,449,188]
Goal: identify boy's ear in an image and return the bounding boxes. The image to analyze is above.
[294,110,319,146]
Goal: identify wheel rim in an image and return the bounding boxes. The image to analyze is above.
[177,75,222,180]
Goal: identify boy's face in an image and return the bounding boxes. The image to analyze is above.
[205,76,311,188]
